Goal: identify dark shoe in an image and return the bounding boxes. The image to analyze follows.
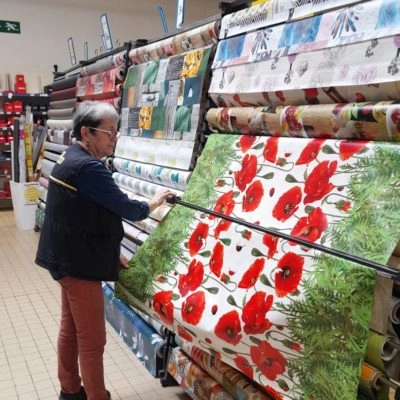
[59,386,87,400]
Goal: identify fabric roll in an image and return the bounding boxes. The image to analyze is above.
[43,151,61,163]
[359,362,390,400]
[76,68,123,100]
[219,0,363,39]
[370,275,393,336]
[92,97,122,109]
[39,186,47,203]
[390,297,400,325]
[49,129,72,146]
[115,136,198,170]
[130,305,169,338]
[209,35,400,107]
[50,87,77,102]
[47,107,75,120]
[44,142,68,154]
[103,283,165,378]
[38,176,48,189]
[121,237,140,255]
[393,242,400,257]
[176,339,270,400]
[119,187,171,222]
[40,159,56,179]
[129,21,219,64]
[37,199,46,210]
[35,205,46,230]
[49,98,77,109]
[51,74,80,91]
[122,221,149,244]
[388,256,400,269]
[130,218,159,235]
[113,157,192,191]
[365,331,400,380]
[46,119,73,131]
[113,172,183,199]
[80,50,127,77]
[206,102,400,141]
[167,347,235,400]
[215,0,400,69]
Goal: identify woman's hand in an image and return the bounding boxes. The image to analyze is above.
[148,189,176,213]
[119,254,129,269]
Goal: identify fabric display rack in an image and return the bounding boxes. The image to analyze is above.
[109,0,400,400]
[105,15,221,379]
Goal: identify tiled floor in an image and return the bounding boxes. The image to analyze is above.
[0,210,190,400]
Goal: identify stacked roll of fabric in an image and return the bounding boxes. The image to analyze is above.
[47,74,78,146]
[115,1,400,399]
[76,50,127,110]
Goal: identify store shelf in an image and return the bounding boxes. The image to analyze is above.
[0,92,49,97]
[0,127,12,131]
[0,111,47,116]
[0,197,12,209]
[0,143,11,149]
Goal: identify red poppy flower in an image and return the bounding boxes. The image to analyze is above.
[242,229,252,240]
[153,291,174,325]
[234,154,258,192]
[262,234,279,259]
[187,222,209,256]
[214,310,242,345]
[238,258,265,289]
[214,219,232,238]
[177,325,193,342]
[263,137,278,163]
[209,241,224,278]
[250,341,286,380]
[272,186,302,222]
[264,385,284,400]
[290,207,328,244]
[295,139,325,165]
[210,191,235,220]
[181,291,206,325]
[234,356,253,379]
[242,180,264,212]
[304,160,337,204]
[275,252,304,298]
[337,200,351,212]
[178,259,204,297]
[238,135,257,152]
[292,342,302,352]
[242,291,274,334]
[339,140,368,161]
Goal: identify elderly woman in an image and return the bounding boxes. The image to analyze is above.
[36,101,174,400]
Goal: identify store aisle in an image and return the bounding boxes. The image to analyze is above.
[0,210,189,400]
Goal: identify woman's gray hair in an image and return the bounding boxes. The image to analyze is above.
[73,101,119,139]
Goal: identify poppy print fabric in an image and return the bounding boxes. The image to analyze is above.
[117,134,400,399]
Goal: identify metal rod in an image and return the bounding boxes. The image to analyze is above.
[167,197,399,279]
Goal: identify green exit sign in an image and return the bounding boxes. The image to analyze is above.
[0,20,21,34]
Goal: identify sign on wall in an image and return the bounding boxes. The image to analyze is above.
[0,20,21,34]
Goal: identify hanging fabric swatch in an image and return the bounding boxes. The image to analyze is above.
[116,134,400,399]
[116,46,213,169]
[206,102,400,141]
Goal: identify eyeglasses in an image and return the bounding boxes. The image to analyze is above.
[87,127,120,140]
